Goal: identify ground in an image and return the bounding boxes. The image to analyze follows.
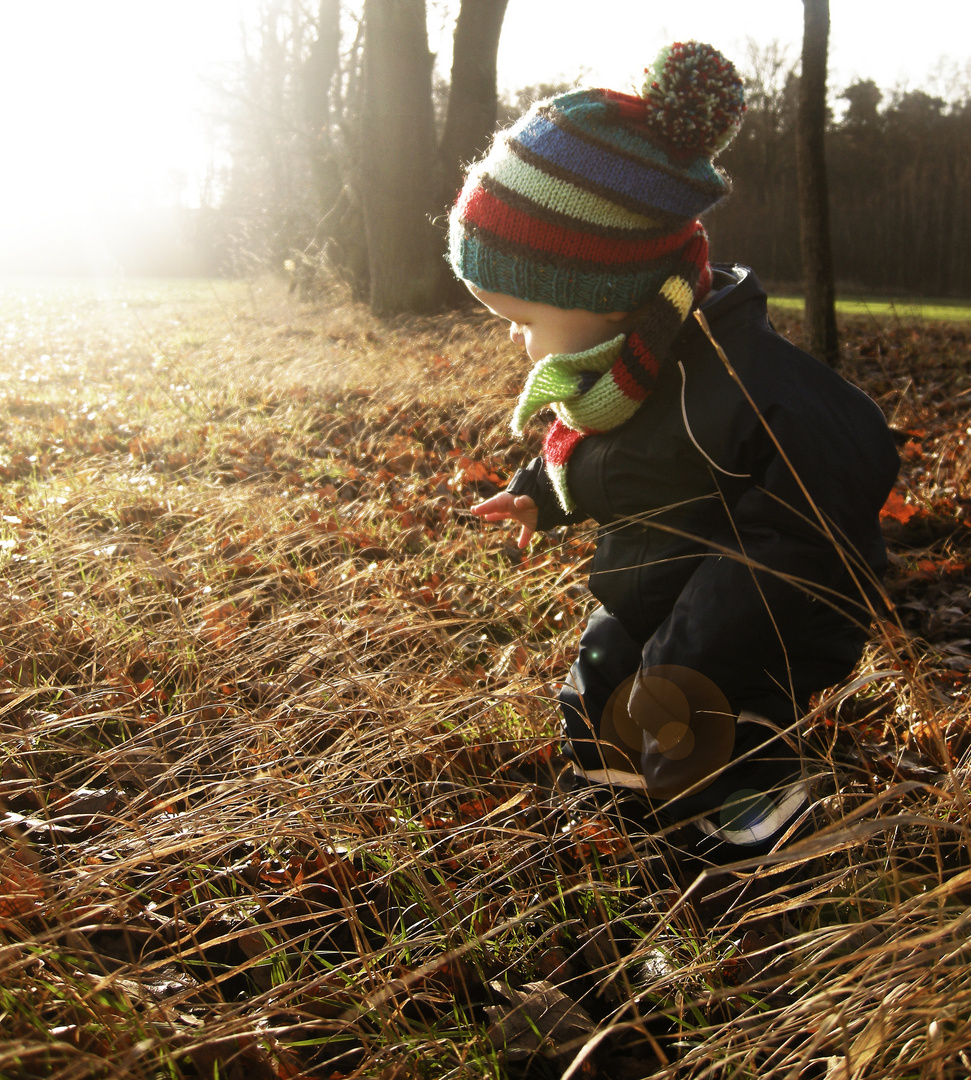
[1,278,970,1079]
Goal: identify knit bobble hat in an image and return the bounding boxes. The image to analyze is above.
[448,41,745,313]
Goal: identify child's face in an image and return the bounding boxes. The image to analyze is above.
[466,283,629,362]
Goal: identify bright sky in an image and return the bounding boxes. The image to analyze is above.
[489,2,970,100]
[0,1,247,272]
[0,1,967,273]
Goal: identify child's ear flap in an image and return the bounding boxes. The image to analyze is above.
[604,310,630,323]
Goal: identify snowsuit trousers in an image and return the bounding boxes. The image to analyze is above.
[558,605,867,862]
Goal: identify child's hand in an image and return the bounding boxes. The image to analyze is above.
[470,492,538,549]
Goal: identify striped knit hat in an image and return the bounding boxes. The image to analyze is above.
[449,41,744,313]
[448,42,745,510]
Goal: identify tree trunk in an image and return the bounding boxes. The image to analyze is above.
[439,0,509,207]
[437,0,509,306]
[305,0,370,300]
[797,0,839,367]
[360,0,443,314]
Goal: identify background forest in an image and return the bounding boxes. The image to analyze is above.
[193,0,971,307]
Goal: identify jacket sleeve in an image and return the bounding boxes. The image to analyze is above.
[506,456,587,531]
[638,398,899,701]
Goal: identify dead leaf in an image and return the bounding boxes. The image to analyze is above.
[0,825,47,917]
[485,979,595,1061]
[880,489,918,524]
[825,1013,887,1080]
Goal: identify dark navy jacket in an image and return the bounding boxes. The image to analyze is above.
[511,266,900,711]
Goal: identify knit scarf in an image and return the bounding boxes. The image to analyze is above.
[511,226,712,512]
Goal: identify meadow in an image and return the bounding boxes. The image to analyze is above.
[1,277,971,1080]
[767,296,971,324]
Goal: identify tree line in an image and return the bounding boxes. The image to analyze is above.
[199,1,971,309]
[712,52,971,296]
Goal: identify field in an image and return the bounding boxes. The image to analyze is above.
[2,277,971,1079]
[768,295,971,323]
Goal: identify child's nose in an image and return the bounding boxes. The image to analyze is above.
[509,324,525,348]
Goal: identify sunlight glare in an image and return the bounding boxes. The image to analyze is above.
[0,2,239,274]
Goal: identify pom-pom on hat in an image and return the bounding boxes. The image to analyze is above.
[641,41,746,159]
[449,41,744,314]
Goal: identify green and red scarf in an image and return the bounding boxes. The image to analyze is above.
[512,225,712,512]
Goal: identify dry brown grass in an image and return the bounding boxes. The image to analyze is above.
[1,277,970,1079]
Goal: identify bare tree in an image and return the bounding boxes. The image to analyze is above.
[216,3,324,273]
[359,0,508,314]
[303,0,369,298]
[436,0,509,305]
[216,0,511,311]
[797,0,839,367]
[711,43,800,277]
[359,0,442,314]
[439,0,509,210]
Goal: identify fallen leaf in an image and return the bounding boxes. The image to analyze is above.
[825,1013,887,1079]
[485,979,595,1061]
[880,489,918,525]
[0,828,47,917]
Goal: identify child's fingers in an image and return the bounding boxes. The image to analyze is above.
[470,495,510,515]
[468,493,536,538]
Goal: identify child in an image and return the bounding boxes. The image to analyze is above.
[449,43,899,861]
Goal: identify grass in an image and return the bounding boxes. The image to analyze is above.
[768,294,971,323]
[1,276,971,1079]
